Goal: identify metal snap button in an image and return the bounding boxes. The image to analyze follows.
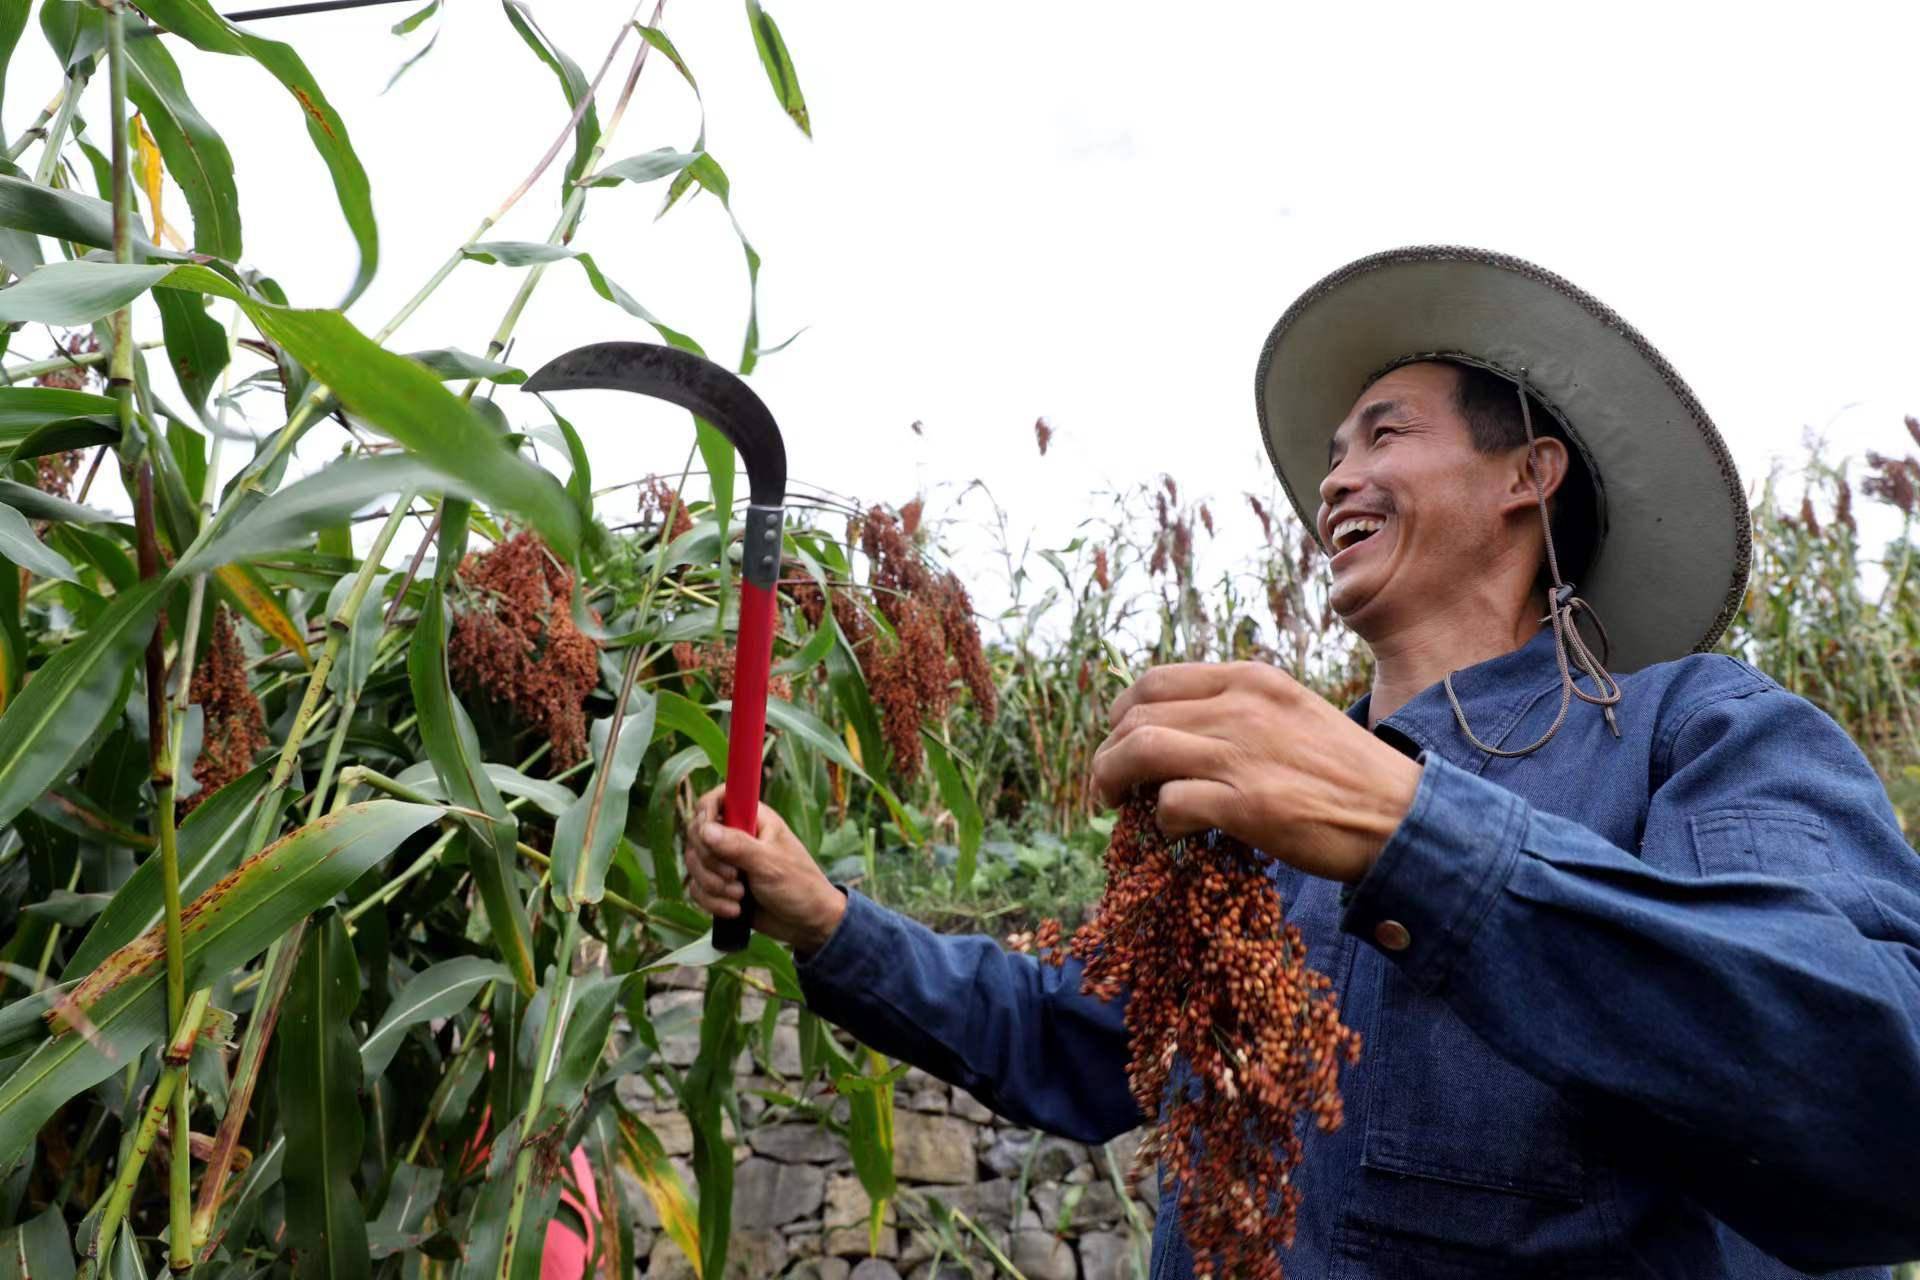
[1374,920,1411,951]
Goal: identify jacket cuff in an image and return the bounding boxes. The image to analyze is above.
[794,884,883,998]
[1339,751,1526,993]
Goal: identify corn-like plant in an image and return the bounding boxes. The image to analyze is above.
[0,4,957,1276]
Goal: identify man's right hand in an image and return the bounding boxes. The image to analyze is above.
[684,785,847,956]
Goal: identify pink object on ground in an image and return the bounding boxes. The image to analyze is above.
[541,1143,601,1279]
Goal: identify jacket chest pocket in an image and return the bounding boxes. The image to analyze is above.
[1361,963,1587,1204]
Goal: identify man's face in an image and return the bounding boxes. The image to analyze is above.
[1314,362,1524,633]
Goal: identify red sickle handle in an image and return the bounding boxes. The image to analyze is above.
[716,512,783,951]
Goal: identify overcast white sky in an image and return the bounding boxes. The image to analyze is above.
[20,1,1920,621]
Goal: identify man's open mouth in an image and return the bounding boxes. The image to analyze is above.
[1330,515,1386,555]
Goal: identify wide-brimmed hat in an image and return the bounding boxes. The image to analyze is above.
[1254,244,1750,675]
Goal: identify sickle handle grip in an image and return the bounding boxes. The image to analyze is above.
[716,575,779,951]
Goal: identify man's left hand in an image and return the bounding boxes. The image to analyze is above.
[1091,662,1423,884]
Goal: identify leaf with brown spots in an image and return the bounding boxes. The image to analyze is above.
[0,801,440,1171]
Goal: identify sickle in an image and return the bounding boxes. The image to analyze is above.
[525,341,787,952]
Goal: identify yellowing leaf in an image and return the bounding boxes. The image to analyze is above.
[618,1112,701,1275]
[216,562,311,667]
[132,113,185,250]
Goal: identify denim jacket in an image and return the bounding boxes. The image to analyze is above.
[795,627,1920,1278]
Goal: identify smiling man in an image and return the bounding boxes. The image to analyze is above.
[685,246,1920,1278]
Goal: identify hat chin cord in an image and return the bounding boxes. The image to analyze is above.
[1442,370,1623,756]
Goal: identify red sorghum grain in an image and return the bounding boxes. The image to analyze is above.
[181,609,266,814]
[448,531,602,768]
[1012,800,1361,1278]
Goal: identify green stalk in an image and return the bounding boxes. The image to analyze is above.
[188,917,306,1252]
[30,66,86,187]
[497,912,580,1280]
[107,6,197,1269]
[87,989,210,1273]
[0,340,161,384]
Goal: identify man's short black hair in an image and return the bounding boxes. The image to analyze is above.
[1444,360,1600,590]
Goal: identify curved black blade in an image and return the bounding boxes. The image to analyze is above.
[524,341,787,506]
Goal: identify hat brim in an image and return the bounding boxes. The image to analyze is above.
[1254,245,1750,674]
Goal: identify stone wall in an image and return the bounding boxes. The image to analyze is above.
[614,967,1157,1279]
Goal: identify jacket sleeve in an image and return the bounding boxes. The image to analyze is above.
[793,885,1143,1144]
[1339,672,1920,1272]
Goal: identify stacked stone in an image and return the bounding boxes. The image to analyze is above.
[616,966,1158,1279]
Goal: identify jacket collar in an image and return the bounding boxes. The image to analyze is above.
[1343,626,1564,774]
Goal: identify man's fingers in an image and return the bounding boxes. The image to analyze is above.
[1090,725,1231,809]
[1154,777,1241,838]
[1109,663,1235,726]
[698,821,774,875]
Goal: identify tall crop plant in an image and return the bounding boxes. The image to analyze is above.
[0,3,955,1276]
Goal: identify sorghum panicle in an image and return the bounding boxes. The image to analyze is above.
[182,609,266,814]
[1010,799,1361,1278]
[447,531,602,769]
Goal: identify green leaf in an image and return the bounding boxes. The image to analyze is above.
[122,11,242,260]
[0,499,77,580]
[135,0,379,306]
[0,1206,75,1280]
[0,387,119,447]
[389,0,438,35]
[65,763,275,977]
[552,689,657,910]
[693,155,766,375]
[391,760,574,820]
[218,298,579,560]
[743,0,810,137]
[686,972,745,1279]
[460,240,577,267]
[184,454,472,574]
[155,287,228,413]
[500,0,598,191]
[5,416,118,467]
[0,0,32,154]
[381,25,439,94]
[0,172,178,261]
[654,690,727,772]
[757,696,920,842]
[460,240,702,356]
[542,971,622,1114]
[29,785,154,852]
[0,259,171,325]
[0,478,109,524]
[646,743,710,899]
[408,588,537,996]
[696,416,734,544]
[359,956,507,1081]
[21,888,108,926]
[924,735,982,892]
[366,1162,442,1258]
[0,576,163,831]
[281,911,370,1280]
[0,800,441,1171]
[770,611,836,679]
[584,147,702,188]
[408,347,524,385]
[324,568,389,703]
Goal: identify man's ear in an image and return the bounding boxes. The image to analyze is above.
[1498,436,1569,517]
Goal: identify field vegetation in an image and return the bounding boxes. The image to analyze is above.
[0,3,1912,1277]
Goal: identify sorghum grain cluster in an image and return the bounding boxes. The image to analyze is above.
[448,531,601,768]
[182,609,266,813]
[1011,799,1361,1278]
